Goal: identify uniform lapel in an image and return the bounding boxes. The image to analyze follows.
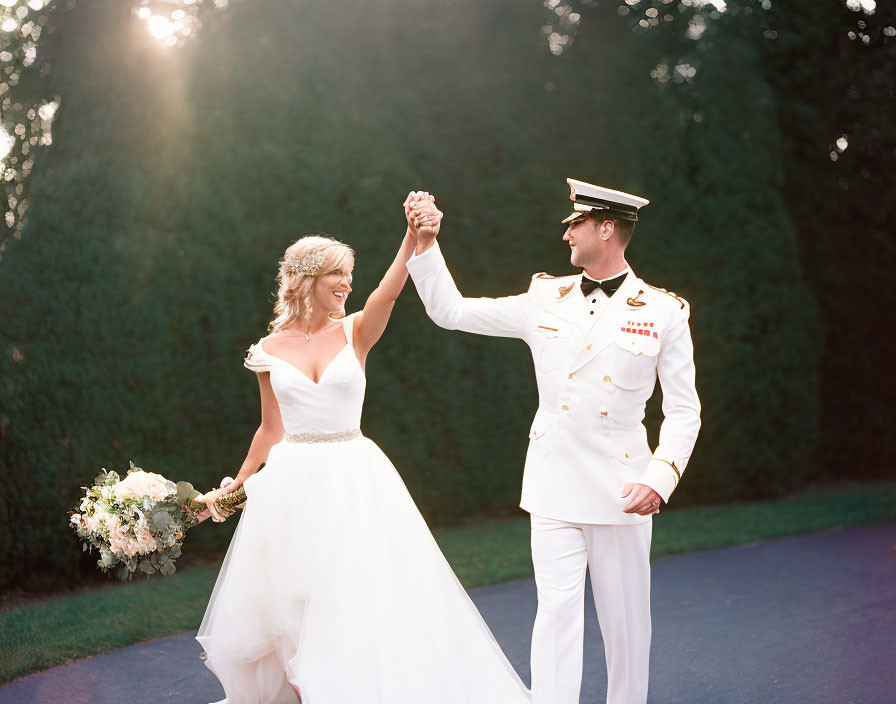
[543,273,589,332]
[569,270,643,372]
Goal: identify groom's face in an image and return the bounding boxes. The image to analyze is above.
[563,218,602,269]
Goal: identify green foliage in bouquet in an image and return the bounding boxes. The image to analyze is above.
[71,462,204,581]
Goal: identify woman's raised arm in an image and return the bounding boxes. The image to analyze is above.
[354,192,441,356]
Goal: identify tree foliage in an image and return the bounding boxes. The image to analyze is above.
[1,0,822,590]
[569,0,896,478]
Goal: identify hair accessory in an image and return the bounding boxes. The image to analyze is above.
[283,249,327,277]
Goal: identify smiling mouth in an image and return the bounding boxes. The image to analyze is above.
[334,291,348,300]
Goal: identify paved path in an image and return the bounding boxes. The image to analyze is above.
[3,523,894,703]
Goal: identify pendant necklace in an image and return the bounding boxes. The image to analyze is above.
[279,327,318,342]
[281,317,334,342]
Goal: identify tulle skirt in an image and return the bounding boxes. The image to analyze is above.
[196,435,531,704]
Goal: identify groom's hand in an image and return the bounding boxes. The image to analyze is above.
[621,483,663,515]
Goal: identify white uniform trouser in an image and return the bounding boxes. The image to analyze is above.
[530,514,652,704]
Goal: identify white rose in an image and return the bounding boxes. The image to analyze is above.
[114,471,172,500]
[85,515,102,533]
[70,513,81,526]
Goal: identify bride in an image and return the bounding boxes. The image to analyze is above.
[195,192,531,703]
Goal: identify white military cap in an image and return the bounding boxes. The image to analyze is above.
[561,178,649,224]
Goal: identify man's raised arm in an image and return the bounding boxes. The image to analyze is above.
[405,193,531,339]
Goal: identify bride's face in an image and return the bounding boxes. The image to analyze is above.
[312,253,354,315]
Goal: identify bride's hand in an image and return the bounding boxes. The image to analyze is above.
[195,507,213,523]
[196,476,244,522]
[218,476,243,494]
[403,192,418,237]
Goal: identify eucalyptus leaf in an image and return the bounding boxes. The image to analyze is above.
[176,481,200,504]
[151,511,174,531]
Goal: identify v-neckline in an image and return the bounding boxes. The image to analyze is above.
[261,336,351,386]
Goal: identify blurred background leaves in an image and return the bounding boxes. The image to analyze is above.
[0,0,892,591]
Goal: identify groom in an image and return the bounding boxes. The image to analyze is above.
[404,180,701,704]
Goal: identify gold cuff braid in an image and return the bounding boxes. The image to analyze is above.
[656,458,681,486]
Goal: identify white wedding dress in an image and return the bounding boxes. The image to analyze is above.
[196,313,531,704]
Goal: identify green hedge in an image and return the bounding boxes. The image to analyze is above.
[0,0,818,590]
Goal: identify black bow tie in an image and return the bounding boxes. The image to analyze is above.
[580,273,627,299]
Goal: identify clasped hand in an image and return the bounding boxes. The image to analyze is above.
[403,190,443,246]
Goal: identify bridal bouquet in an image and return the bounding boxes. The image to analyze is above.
[70,461,246,581]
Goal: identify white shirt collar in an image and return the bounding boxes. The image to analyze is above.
[582,265,630,284]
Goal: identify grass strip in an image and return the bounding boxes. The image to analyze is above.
[2,482,894,685]
[439,482,896,587]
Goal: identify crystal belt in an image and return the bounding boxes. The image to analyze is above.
[284,429,362,444]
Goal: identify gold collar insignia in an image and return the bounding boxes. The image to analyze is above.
[557,283,575,299]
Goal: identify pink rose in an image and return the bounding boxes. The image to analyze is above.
[108,524,139,558]
[134,518,158,554]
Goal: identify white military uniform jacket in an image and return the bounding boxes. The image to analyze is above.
[407,243,701,525]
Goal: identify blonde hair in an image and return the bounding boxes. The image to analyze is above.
[268,235,354,333]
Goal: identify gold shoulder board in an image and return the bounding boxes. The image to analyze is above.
[647,284,686,309]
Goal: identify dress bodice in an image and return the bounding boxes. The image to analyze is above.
[243,313,366,434]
